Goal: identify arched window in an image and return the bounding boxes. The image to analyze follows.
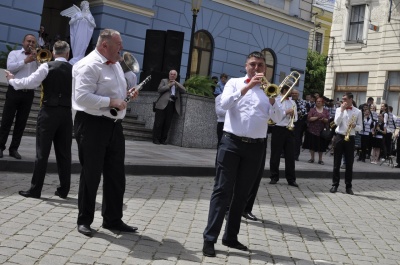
[189,30,213,76]
[261,48,276,84]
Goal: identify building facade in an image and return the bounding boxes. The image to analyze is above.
[1,0,313,92]
[324,0,400,114]
[308,0,334,56]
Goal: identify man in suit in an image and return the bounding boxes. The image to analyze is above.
[153,69,186,144]
[0,34,38,159]
[6,41,72,199]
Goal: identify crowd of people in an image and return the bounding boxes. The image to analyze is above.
[2,26,400,258]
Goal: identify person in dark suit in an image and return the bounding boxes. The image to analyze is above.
[6,41,72,199]
[0,34,38,159]
[152,69,186,144]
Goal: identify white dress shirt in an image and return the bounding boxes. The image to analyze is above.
[269,94,298,126]
[124,71,137,90]
[215,94,226,122]
[334,107,362,136]
[221,76,277,139]
[9,58,68,90]
[72,49,127,119]
[7,48,39,87]
[360,116,373,136]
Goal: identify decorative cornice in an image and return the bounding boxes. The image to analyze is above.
[212,0,314,31]
[90,0,155,18]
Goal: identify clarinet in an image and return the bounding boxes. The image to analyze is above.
[110,75,151,116]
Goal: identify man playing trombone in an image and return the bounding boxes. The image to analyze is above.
[202,51,278,257]
[330,92,362,195]
[269,83,298,187]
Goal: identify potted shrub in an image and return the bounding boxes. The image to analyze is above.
[184,75,215,97]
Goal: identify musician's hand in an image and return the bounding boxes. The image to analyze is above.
[24,53,36,64]
[4,70,14,81]
[341,102,348,112]
[128,87,139,100]
[286,108,294,116]
[109,98,127,110]
[351,123,356,128]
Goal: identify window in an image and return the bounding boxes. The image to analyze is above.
[388,71,400,91]
[315,32,323,53]
[261,48,276,83]
[335,72,368,94]
[189,30,213,76]
[348,5,365,42]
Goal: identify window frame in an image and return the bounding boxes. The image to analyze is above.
[261,48,277,84]
[190,30,214,77]
[342,2,370,48]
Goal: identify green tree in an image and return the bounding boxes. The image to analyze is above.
[0,44,18,69]
[304,49,327,98]
[183,75,215,98]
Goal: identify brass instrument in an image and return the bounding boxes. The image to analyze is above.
[36,48,52,63]
[344,115,357,141]
[280,71,301,103]
[330,121,336,128]
[120,52,140,73]
[287,105,296,131]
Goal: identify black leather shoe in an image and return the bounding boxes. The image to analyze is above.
[202,241,216,257]
[103,222,138,232]
[395,164,400,168]
[346,188,354,195]
[9,150,21,159]
[242,212,257,221]
[222,239,248,251]
[330,186,338,193]
[269,179,278,184]
[19,190,40,199]
[288,182,299,187]
[153,139,160,145]
[0,149,3,158]
[77,224,92,236]
[160,141,167,145]
[55,190,67,199]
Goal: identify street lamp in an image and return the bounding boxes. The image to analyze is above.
[186,0,202,81]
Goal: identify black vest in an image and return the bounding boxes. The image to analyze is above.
[41,61,72,107]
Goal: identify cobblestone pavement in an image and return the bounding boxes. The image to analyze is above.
[1,173,400,265]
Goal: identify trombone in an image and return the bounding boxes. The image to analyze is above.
[29,45,52,63]
[262,71,301,103]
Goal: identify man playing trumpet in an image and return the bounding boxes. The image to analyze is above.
[330,92,362,195]
[0,34,39,159]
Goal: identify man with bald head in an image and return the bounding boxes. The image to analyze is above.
[153,69,186,144]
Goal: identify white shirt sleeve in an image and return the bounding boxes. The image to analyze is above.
[9,63,49,90]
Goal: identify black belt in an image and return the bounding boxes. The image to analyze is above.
[223,132,264,143]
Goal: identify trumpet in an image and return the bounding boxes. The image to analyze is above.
[110,75,151,116]
[287,105,296,131]
[344,115,357,141]
[330,120,336,128]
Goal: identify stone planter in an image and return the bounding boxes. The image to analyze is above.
[129,92,218,149]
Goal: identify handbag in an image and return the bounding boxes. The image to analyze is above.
[320,127,334,141]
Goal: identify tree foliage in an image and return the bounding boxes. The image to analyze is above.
[304,49,327,98]
[183,75,215,98]
[0,44,18,69]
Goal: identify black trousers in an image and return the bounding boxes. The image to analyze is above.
[270,126,296,183]
[28,106,72,197]
[332,134,354,188]
[385,132,393,157]
[397,137,400,164]
[0,86,34,151]
[203,133,264,243]
[216,122,224,146]
[359,134,371,161]
[153,101,175,142]
[74,111,126,226]
[244,137,267,213]
[294,120,306,159]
